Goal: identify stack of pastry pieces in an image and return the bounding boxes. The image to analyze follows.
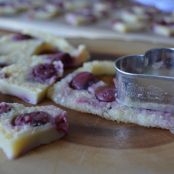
[0,32,89,104]
[0,31,89,159]
[0,31,88,159]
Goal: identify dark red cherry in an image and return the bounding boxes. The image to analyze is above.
[0,63,8,69]
[0,72,10,79]
[70,72,99,90]
[95,86,115,102]
[48,52,74,68]
[12,111,50,127]
[32,63,57,83]
[0,103,12,114]
[51,113,68,134]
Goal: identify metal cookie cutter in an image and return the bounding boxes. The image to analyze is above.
[115,48,174,113]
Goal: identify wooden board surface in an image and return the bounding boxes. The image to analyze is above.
[0,74,174,174]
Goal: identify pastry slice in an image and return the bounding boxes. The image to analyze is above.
[0,2,21,15]
[0,32,89,104]
[119,7,149,23]
[0,33,57,67]
[112,19,146,33]
[0,32,88,68]
[65,8,97,26]
[48,61,116,116]
[0,56,63,104]
[0,102,68,159]
[112,6,150,33]
[48,61,174,133]
[64,0,90,11]
[152,17,174,36]
[0,33,49,57]
[21,31,89,66]
[28,3,63,19]
[0,102,25,116]
[93,1,111,18]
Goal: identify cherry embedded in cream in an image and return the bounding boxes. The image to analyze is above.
[95,86,115,102]
[70,72,99,90]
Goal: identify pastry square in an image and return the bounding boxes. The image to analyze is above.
[65,4,108,26]
[64,1,90,11]
[0,102,68,159]
[112,19,146,32]
[48,61,116,116]
[65,9,97,26]
[153,20,174,36]
[0,32,89,68]
[0,56,63,104]
[151,14,174,36]
[0,34,47,57]
[0,32,89,104]
[22,31,89,66]
[28,2,64,19]
[119,7,149,23]
[93,1,111,18]
[0,102,25,116]
[0,2,21,15]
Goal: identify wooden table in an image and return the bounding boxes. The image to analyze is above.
[0,31,174,174]
[1,94,174,174]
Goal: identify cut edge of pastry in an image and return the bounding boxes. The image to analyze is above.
[0,103,68,159]
[78,60,115,75]
[0,80,47,105]
[0,124,64,159]
[47,60,115,100]
[22,29,90,60]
